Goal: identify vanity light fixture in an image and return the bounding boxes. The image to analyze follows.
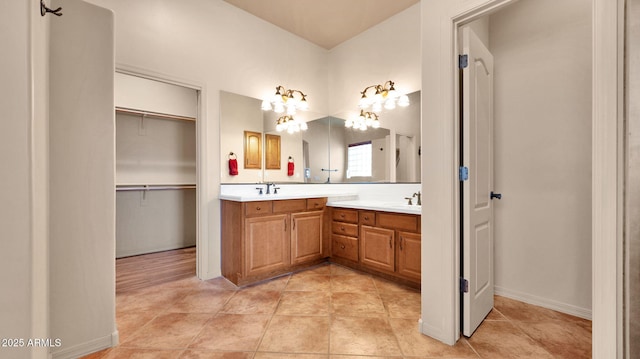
[261,85,309,115]
[345,110,381,131]
[358,80,410,112]
[275,115,308,134]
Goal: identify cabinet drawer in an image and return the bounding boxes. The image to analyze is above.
[332,208,358,223]
[245,201,273,216]
[359,211,376,226]
[273,199,306,213]
[306,197,327,211]
[332,234,358,262]
[377,212,419,232]
[332,221,358,237]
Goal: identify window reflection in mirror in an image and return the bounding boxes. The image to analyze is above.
[220,90,420,184]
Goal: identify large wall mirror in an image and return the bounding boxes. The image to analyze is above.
[220,90,420,184]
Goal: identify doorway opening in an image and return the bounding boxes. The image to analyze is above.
[456,0,592,338]
[114,71,201,293]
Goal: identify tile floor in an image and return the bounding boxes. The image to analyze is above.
[84,263,591,358]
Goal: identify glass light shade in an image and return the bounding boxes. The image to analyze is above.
[372,102,382,113]
[359,96,370,109]
[372,120,380,129]
[345,119,353,128]
[273,102,285,113]
[384,98,396,110]
[365,117,373,126]
[261,100,272,111]
[273,94,284,104]
[298,98,309,111]
[398,94,410,107]
[300,121,308,131]
[387,88,398,99]
[286,103,297,115]
[276,123,284,132]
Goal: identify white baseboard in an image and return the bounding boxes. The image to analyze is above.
[494,286,592,320]
[51,330,118,359]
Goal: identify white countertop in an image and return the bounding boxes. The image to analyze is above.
[219,195,421,215]
[219,193,357,202]
[326,200,421,215]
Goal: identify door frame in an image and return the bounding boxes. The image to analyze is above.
[114,65,210,280]
[419,0,624,357]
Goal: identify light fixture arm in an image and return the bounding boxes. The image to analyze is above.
[360,80,395,98]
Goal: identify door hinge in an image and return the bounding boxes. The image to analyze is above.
[460,277,469,293]
[459,54,468,69]
[459,166,469,181]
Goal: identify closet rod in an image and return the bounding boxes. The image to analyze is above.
[116,185,196,192]
[115,107,196,122]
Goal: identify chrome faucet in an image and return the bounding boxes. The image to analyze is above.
[413,191,422,205]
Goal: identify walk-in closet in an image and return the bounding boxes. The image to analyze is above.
[114,73,198,269]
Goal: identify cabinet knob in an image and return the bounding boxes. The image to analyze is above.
[256,206,261,211]
[340,245,346,250]
[340,214,345,218]
[364,216,369,220]
[340,226,345,231]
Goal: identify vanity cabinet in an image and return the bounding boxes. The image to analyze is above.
[360,226,395,272]
[331,208,359,262]
[222,197,327,286]
[244,214,289,277]
[291,211,324,265]
[329,207,421,286]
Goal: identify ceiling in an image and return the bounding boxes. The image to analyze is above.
[223,0,420,49]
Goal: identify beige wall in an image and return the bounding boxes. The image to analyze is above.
[49,0,116,357]
[0,1,49,358]
[626,0,640,355]
[489,0,592,317]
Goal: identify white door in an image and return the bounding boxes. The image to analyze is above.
[461,26,495,337]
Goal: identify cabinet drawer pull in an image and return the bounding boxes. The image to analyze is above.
[340,214,345,218]
[340,226,345,231]
[256,206,261,211]
[340,245,346,250]
[293,218,296,230]
[389,239,392,248]
[314,203,319,207]
[364,216,369,220]
[284,218,287,231]
[400,237,403,250]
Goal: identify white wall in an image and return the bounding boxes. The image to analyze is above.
[328,4,421,117]
[116,189,196,258]
[489,0,592,317]
[115,72,198,118]
[116,113,197,185]
[49,1,116,357]
[85,0,330,280]
[0,2,49,358]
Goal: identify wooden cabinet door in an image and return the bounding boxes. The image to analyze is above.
[245,214,289,277]
[265,134,281,169]
[291,211,323,265]
[397,231,421,281]
[244,130,262,169]
[360,225,395,273]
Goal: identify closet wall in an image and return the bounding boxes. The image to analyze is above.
[115,73,198,258]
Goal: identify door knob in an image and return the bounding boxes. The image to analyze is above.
[490,191,502,200]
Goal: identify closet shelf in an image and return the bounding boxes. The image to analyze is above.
[116,184,196,192]
[116,107,196,122]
